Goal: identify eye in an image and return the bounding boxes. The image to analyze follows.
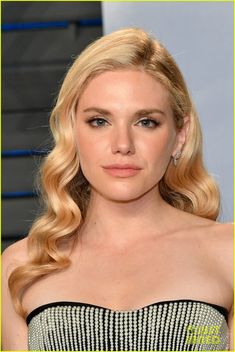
[86,117,108,127]
[137,118,160,128]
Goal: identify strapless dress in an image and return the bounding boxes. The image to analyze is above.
[26,298,229,351]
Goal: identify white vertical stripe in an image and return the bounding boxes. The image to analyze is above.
[48,308,55,350]
[150,306,157,351]
[109,311,114,350]
[141,308,148,350]
[89,307,95,350]
[80,306,86,351]
[94,308,100,351]
[119,312,124,351]
[42,311,51,350]
[154,305,162,351]
[76,307,82,350]
[99,308,104,350]
[67,306,74,350]
[124,312,128,350]
[133,310,138,351]
[104,309,109,350]
[182,302,192,351]
[175,302,186,351]
[128,312,133,350]
[85,307,91,351]
[114,312,119,350]
[71,307,78,350]
[137,310,143,350]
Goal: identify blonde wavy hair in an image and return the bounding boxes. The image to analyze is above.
[9,27,220,318]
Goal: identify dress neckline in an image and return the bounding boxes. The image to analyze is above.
[26,298,229,325]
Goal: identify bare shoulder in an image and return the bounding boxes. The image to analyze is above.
[174,210,233,283]
[210,221,234,249]
[191,217,234,289]
[187,213,233,259]
[1,238,30,350]
[206,221,234,273]
[198,220,233,257]
[177,209,233,247]
[2,237,29,279]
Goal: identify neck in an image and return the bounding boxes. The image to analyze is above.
[79,186,176,249]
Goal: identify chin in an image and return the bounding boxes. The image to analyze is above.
[92,184,154,203]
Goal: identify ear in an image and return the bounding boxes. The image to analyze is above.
[172,116,190,157]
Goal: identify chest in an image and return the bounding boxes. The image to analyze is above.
[23,236,230,314]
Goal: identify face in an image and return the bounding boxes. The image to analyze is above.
[76,69,187,202]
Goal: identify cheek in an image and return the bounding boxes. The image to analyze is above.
[140,130,176,162]
[76,130,104,171]
[77,128,94,155]
[76,131,90,170]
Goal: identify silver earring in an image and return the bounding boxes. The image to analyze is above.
[173,151,182,166]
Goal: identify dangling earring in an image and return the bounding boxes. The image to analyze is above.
[173,151,182,166]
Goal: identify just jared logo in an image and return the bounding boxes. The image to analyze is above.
[186,325,221,345]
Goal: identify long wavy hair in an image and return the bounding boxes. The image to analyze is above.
[9,27,220,318]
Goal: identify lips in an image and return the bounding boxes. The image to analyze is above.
[103,164,142,170]
[102,164,142,177]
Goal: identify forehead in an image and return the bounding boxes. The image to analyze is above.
[78,70,171,113]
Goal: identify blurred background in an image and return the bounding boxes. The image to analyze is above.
[2,1,233,251]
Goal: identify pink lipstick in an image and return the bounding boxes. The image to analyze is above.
[102,164,142,177]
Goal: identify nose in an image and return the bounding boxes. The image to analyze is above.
[111,125,135,155]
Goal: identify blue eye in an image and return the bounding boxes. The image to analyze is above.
[86,117,160,129]
[138,119,160,128]
[87,118,108,127]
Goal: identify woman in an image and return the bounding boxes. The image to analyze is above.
[2,27,233,351]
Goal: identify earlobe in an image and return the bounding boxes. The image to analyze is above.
[172,151,182,166]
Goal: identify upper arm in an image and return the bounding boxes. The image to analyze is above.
[228,304,234,351]
[212,223,234,350]
[223,223,234,351]
[1,241,28,350]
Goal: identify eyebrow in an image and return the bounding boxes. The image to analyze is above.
[82,107,166,117]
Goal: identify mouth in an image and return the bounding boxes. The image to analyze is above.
[102,164,142,177]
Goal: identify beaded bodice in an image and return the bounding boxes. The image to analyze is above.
[27,299,229,351]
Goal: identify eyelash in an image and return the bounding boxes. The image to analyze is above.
[86,117,161,129]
